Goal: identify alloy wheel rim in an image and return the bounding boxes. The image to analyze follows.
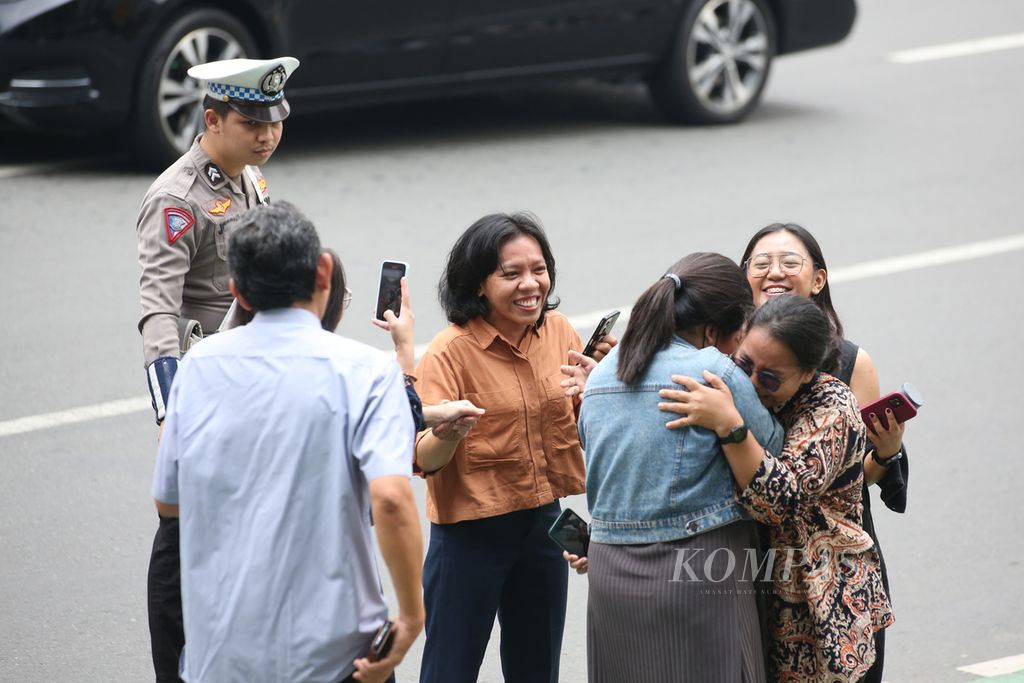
[685,0,770,115]
[157,28,247,155]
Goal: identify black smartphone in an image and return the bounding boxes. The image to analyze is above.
[375,260,408,321]
[548,508,590,557]
[367,620,395,662]
[581,310,620,358]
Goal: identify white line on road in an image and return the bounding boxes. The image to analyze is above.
[958,653,1024,677]
[0,397,152,438]
[4,232,1024,438]
[0,155,121,180]
[890,32,1024,63]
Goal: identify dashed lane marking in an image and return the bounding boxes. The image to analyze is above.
[3,232,1024,438]
[958,653,1024,677]
[890,32,1024,63]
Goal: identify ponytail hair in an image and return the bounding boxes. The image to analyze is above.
[616,252,752,384]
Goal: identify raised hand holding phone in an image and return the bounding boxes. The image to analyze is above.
[860,382,923,435]
[375,261,408,322]
[582,310,620,359]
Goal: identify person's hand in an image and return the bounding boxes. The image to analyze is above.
[423,400,485,429]
[371,277,415,374]
[589,334,618,363]
[351,615,423,682]
[563,550,588,575]
[430,401,481,442]
[561,350,598,398]
[657,370,742,434]
[865,409,905,459]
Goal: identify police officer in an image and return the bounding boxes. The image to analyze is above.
[136,56,299,682]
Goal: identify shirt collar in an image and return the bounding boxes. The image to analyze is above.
[250,307,322,328]
[466,316,540,350]
[188,134,235,192]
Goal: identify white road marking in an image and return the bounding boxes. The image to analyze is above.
[0,397,152,438]
[890,32,1024,63]
[4,232,1024,438]
[957,653,1024,677]
[0,156,120,179]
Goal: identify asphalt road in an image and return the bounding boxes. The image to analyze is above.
[2,0,1023,681]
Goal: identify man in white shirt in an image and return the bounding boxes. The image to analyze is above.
[152,201,424,683]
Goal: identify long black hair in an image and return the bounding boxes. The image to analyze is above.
[439,212,560,326]
[616,252,752,385]
[748,294,839,373]
[740,222,844,339]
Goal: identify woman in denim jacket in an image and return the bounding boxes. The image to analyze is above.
[570,252,784,682]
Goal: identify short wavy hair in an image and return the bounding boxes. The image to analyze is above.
[439,212,560,326]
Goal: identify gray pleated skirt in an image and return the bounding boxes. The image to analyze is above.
[587,520,766,683]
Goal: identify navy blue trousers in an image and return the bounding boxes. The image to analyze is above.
[419,502,567,683]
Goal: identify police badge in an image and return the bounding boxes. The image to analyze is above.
[260,65,287,98]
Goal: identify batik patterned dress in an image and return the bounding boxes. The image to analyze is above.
[738,373,894,682]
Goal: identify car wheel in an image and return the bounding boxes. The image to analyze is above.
[132,9,257,169]
[649,0,775,124]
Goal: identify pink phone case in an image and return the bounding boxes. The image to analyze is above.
[860,390,917,434]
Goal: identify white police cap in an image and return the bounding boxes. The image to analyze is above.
[187,57,300,123]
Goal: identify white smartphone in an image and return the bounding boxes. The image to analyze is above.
[375,260,408,321]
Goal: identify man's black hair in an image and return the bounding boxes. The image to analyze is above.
[227,201,321,311]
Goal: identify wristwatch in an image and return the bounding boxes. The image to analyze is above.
[870,446,904,467]
[717,424,748,445]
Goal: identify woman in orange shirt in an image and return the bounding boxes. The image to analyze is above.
[414,212,608,683]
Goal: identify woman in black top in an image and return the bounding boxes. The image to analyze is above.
[738,223,909,683]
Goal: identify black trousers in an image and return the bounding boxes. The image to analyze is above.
[147,515,184,683]
[419,502,568,683]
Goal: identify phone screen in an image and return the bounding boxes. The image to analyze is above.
[548,508,590,557]
[375,261,407,321]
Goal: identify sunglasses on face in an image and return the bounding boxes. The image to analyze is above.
[731,355,783,393]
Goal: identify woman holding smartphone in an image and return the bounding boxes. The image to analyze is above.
[659,294,894,682]
[567,253,784,682]
[738,223,908,683]
[413,212,610,683]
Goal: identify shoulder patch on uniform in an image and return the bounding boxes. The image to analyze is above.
[206,197,233,216]
[164,207,195,244]
[257,175,267,195]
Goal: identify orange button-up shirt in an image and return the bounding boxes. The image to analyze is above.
[414,312,586,524]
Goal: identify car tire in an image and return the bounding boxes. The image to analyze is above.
[132,9,258,169]
[649,0,775,124]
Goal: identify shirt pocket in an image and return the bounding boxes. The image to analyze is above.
[460,387,525,473]
[542,371,583,475]
[212,219,230,291]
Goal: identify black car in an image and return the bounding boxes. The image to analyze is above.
[0,0,855,168]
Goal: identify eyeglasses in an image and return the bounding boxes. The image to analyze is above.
[342,287,353,310]
[731,355,783,393]
[744,252,806,278]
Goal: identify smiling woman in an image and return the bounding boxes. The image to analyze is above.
[411,212,592,682]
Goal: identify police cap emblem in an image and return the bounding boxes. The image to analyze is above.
[260,65,287,97]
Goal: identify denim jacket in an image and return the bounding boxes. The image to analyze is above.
[579,338,784,544]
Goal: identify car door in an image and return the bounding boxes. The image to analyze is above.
[445,0,668,76]
[279,0,451,102]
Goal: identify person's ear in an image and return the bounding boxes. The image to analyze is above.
[811,268,827,296]
[799,368,816,385]
[315,252,333,293]
[204,108,221,133]
[228,279,253,311]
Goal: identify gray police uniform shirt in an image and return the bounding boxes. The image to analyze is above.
[152,308,415,683]
[136,136,269,367]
